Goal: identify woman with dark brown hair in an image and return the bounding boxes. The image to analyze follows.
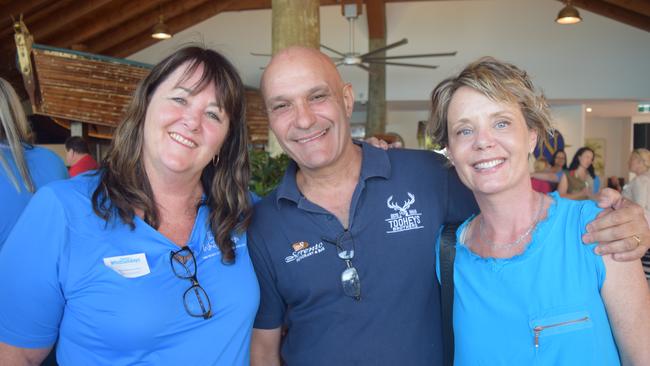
[0,46,259,365]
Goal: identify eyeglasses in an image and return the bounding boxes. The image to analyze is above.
[170,246,213,319]
[323,231,361,301]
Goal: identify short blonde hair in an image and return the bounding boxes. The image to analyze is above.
[429,57,552,149]
[632,148,650,169]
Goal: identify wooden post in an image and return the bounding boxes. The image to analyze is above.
[267,0,320,156]
[365,0,386,137]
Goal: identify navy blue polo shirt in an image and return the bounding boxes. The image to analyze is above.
[248,142,477,365]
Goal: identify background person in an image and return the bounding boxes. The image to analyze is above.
[0,47,258,365]
[64,136,98,177]
[623,148,650,211]
[429,57,650,365]
[558,147,601,200]
[530,149,567,191]
[0,78,67,246]
[623,148,650,287]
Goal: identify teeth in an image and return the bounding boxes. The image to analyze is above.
[169,132,197,148]
[296,129,328,144]
[474,159,504,170]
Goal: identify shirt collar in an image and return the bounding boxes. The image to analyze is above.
[275,140,391,208]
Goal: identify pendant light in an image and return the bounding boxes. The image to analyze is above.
[151,14,172,40]
[556,1,582,25]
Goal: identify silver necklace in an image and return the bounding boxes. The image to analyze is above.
[478,193,545,250]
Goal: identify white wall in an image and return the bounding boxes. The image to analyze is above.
[548,104,584,161]
[585,117,630,179]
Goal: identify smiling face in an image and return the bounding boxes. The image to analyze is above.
[261,47,355,172]
[446,87,537,197]
[142,62,230,181]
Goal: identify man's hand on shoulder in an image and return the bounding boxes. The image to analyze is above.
[363,136,403,150]
[582,188,650,261]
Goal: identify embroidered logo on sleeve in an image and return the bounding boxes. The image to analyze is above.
[285,241,326,263]
[103,253,150,278]
[385,192,424,233]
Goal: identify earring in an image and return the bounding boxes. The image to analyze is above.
[212,155,220,166]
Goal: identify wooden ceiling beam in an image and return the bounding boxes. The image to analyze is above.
[602,0,650,18]
[569,0,650,32]
[0,0,55,36]
[2,0,52,23]
[108,0,239,58]
[43,0,163,48]
[27,0,116,42]
[19,0,74,32]
[87,0,212,55]
[366,0,386,39]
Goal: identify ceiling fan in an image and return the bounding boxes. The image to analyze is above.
[321,4,457,72]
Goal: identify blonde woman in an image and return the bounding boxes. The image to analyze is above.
[623,148,650,287]
[623,148,650,210]
[0,78,67,245]
[430,57,650,365]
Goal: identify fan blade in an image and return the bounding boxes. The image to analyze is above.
[364,51,457,60]
[359,38,408,59]
[355,63,372,72]
[365,60,439,69]
[251,52,272,57]
[320,44,347,57]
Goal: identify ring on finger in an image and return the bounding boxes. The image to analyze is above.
[631,234,642,247]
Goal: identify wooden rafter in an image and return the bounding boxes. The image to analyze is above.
[29,0,115,41]
[567,0,650,33]
[87,0,210,54]
[43,0,162,48]
[602,0,650,18]
[108,0,239,58]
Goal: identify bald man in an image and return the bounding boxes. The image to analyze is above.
[248,47,650,365]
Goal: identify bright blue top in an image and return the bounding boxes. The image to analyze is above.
[0,173,259,365]
[249,142,478,366]
[437,192,619,365]
[0,144,67,245]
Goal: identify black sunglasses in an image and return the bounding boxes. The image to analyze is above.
[323,231,361,301]
[170,246,213,319]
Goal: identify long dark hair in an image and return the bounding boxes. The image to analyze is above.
[92,46,251,263]
[568,147,595,179]
[550,149,568,170]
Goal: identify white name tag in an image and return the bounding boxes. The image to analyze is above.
[103,253,150,278]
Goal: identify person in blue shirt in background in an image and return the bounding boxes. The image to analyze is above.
[430,57,650,365]
[0,77,67,247]
[0,47,259,365]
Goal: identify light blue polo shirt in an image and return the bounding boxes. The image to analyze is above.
[0,173,259,365]
[0,144,67,245]
[249,142,478,366]
[436,192,619,365]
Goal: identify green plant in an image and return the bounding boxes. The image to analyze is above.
[249,149,290,197]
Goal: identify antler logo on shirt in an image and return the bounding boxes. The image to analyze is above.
[385,192,424,234]
[387,192,415,216]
